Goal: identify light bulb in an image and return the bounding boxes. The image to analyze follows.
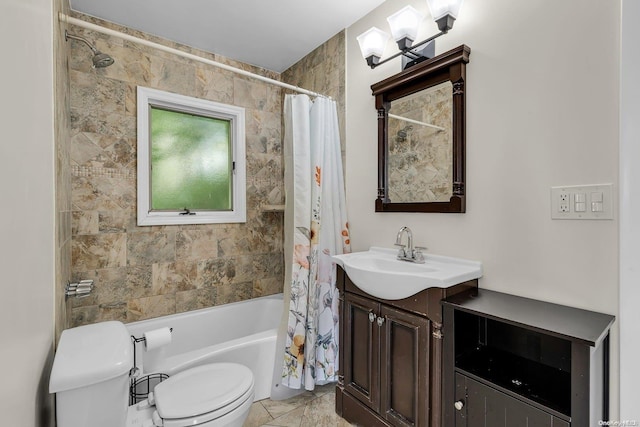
[387,6,424,44]
[356,27,390,60]
[426,0,464,20]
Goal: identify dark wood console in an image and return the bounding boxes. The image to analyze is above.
[442,290,614,427]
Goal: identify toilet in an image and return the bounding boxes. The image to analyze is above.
[49,321,255,427]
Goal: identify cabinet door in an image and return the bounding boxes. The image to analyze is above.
[454,374,569,427]
[343,293,380,411]
[379,305,430,427]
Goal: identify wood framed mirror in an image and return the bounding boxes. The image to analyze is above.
[372,45,470,213]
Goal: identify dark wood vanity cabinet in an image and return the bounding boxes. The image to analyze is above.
[336,266,477,427]
[342,292,430,426]
[442,290,615,427]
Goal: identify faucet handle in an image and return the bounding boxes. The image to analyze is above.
[394,243,407,257]
[414,246,427,263]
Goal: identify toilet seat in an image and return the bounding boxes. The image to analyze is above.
[152,363,254,426]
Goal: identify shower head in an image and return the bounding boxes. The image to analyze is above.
[65,31,114,68]
[92,52,115,68]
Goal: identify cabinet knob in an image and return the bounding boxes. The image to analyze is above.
[377,316,385,326]
[369,312,376,323]
[454,400,465,411]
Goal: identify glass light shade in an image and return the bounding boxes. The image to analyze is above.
[387,6,424,43]
[356,27,390,60]
[426,0,464,20]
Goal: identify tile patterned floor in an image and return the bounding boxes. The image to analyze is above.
[244,384,354,427]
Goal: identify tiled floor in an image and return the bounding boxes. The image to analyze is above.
[244,383,354,427]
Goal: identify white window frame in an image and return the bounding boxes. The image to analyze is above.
[137,86,246,226]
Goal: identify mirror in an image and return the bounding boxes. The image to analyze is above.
[387,81,453,203]
[372,45,470,213]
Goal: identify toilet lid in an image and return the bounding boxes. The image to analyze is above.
[154,363,254,420]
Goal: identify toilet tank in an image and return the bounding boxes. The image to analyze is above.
[50,321,133,427]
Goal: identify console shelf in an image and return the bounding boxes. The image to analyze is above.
[456,346,571,416]
[442,289,614,427]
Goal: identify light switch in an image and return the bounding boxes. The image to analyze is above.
[591,192,603,203]
[574,193,586,212]
[591,191,604,212]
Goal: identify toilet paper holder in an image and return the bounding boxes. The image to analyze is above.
[131,328,173,345]
[130,328,173,378]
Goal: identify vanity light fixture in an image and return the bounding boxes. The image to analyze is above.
[357,0,464,69]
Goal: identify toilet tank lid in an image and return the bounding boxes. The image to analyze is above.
[50,321,133,393]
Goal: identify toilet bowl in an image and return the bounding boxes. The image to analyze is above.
[50,321,255,427]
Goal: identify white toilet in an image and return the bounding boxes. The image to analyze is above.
[49,321,255,427]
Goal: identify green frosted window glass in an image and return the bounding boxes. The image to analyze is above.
[150,107,232,211]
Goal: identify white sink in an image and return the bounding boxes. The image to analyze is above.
[332,247,482,300]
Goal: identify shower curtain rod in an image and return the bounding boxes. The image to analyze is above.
[59,13,330,99]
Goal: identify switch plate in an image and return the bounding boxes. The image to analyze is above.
[551,184,613,220]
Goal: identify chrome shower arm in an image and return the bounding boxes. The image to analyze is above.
[65,30,99,55]
[65,30,114,68]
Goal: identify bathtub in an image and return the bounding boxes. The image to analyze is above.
[126,293,283,401]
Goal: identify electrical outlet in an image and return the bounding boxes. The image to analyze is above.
[559,193,570,212]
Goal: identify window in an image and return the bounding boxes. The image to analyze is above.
[137,87,246,225]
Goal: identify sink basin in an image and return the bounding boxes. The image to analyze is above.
[332,247,482,300]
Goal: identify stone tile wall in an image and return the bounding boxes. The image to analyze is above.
[68,14,286,326]
[282,31,346,154]
[55,0,72,340]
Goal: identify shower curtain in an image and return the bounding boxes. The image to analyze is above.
[281,94,351,390]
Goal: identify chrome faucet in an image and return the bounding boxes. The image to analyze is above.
[394,226,426,263]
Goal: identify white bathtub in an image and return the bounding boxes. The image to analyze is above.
[126,293,283,401]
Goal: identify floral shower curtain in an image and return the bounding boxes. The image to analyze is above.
[281,94,351,390]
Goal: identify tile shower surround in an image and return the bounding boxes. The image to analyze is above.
[67,13,345,327]
[55,0,73,340]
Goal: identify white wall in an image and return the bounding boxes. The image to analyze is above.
[619,0,640,419]
[0,0,56,425]
[346,0,620,418]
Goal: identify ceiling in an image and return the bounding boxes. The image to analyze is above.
[69,0,387,73]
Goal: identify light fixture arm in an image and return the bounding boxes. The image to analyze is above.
[367,30,445,69]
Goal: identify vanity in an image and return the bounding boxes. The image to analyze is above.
[333,247,482,427]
